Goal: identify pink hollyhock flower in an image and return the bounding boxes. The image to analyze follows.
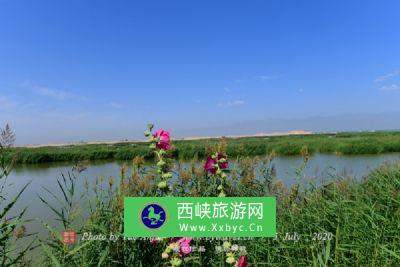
[180,242,191,255]
[178,237,192,255]
[177,237,192,243]
[237,255,250,267]
[153,129,171,150]
[204,153,228,174]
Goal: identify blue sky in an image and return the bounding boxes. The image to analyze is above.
[1,0,400,144]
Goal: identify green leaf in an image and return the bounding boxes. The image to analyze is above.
[0,181,30,219]
[41,243,62,267]
[380,245,400,260]
[97,247,110,267]
[66,241,93,257]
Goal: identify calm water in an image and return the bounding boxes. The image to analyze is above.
[2,153,400,240]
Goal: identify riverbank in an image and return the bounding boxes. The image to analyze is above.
[5,131,400,164]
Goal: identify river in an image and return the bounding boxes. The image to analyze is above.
[2,153,400,241]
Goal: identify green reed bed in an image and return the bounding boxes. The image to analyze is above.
[34,156,400,267]
[5,131,400,164]
[266,163,400,266]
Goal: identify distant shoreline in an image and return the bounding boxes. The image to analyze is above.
[16,130,312,148]
[6,131,400,165]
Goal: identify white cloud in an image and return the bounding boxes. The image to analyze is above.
[380,84,400,91]
[219,100,245,107]
[374,70,400,83]
[230,100,245,106]
[19,81,76,100]
[255,75,280,81]
[32,86,72,100]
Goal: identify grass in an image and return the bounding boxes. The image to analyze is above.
[5,131,400,164]
[266,163,400,266]
[34,154,400,266]
[1,132,36,266]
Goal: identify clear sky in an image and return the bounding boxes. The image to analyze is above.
[1,0,400,144]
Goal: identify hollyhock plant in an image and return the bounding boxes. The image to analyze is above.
[217,153,228,169]
[204,153,228,174]
[153,129,171,150]
[145,124,173,192]
[204,152,229,196]
[161,238,192,266]
[237,255,250,267]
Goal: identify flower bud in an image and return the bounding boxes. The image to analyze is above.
[157,160,165,167]
[144,130,151,137]
[226,256,236,264]
[147,123,154,131]
[162,172,172,179]
[171,257,182,266]
[226,252,234,257]
[108,177,114,187]
[223,241,231,250]
[158,181,167,189]
[162,252,169,259]
[14,225,26,239]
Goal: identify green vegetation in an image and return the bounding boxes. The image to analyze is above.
[35,156,400,266]
[5,131,400,164]
[1,124,34,266]
[269,163,400,266]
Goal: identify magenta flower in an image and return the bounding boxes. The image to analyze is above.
[204,156,216,173]
[177,237,192,243]
[237,255,250,267]
[180,242,191,255]
[177,237,192,255]
[217,153,228,169]
[204,153,228,174]
[153,129,171,150]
